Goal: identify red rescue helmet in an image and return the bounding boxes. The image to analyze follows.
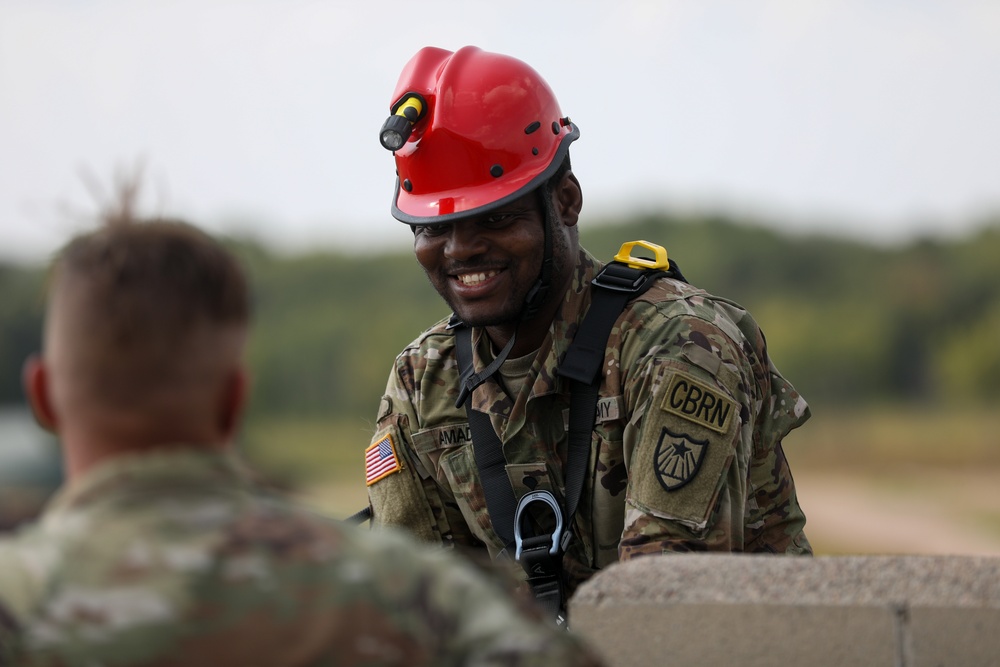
[380,46,579,224]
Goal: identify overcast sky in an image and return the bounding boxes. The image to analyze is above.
[2,0,999,263]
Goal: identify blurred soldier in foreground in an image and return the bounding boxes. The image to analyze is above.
[0,219,600,666]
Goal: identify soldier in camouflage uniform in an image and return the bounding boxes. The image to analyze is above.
[0,219,600,666]
[366,46,812,608]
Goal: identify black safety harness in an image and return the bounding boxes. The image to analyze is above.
[452,241,686,622]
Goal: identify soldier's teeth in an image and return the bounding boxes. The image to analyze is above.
[458,271,497,286]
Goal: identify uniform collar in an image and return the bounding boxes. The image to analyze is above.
[549,248,601,377]
[42,447,251,518]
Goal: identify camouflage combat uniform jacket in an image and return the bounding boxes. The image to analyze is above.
[368,248,812,598]
[0,449,600,666]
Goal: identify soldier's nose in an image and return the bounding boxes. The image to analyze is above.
[444,221,488,261]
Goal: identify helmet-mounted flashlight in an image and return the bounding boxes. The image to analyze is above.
[379,93,426,152]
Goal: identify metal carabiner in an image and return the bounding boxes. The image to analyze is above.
[513,489,565,562]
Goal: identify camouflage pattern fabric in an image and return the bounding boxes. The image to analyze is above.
[0,449,600,666]
[368,248,812,600]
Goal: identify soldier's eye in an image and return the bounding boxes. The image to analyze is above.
[482,214,514,228]
[419,224,451,238]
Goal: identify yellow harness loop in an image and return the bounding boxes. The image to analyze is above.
[613,240,669,270]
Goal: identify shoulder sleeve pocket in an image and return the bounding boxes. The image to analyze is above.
[367,425,439,541]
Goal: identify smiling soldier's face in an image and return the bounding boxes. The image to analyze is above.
[412,190,549,328]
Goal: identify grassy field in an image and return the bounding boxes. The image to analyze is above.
[239,406,1000,555]
[783,404,1000,470]
[784,405,1000,555]
[239,415,373,517]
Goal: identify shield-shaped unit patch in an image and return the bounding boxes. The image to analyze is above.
[653,427,709,492]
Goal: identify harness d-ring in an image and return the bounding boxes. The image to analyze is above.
[513,490,564,561]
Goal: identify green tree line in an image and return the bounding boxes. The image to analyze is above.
[2,213,999,423]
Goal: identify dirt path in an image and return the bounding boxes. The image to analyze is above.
[794,469,1000,556]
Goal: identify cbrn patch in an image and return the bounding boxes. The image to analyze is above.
[661,372,736,433]
[653,427,708,491]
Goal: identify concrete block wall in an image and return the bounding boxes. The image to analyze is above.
[570,555,1000,667]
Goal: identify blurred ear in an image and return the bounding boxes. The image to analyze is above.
[555,171,583,228]
[217,366,249,442]
[23,355,58,433]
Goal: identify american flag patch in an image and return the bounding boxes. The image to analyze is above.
[365,432,402,486]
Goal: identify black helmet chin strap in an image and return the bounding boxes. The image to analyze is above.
[519,240,553,322]
[519,185,556,322]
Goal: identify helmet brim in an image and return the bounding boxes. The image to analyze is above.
[391,127,579,225]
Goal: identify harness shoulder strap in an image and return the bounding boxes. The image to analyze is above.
[557,256,677,524]
[454,240,685,620]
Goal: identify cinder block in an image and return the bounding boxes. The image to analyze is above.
[572,602,896,667]
[909,607,1000,667]
[569,555,1000,667]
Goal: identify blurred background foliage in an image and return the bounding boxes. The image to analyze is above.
[3,212,1000,538]
[3,212,1000,418]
